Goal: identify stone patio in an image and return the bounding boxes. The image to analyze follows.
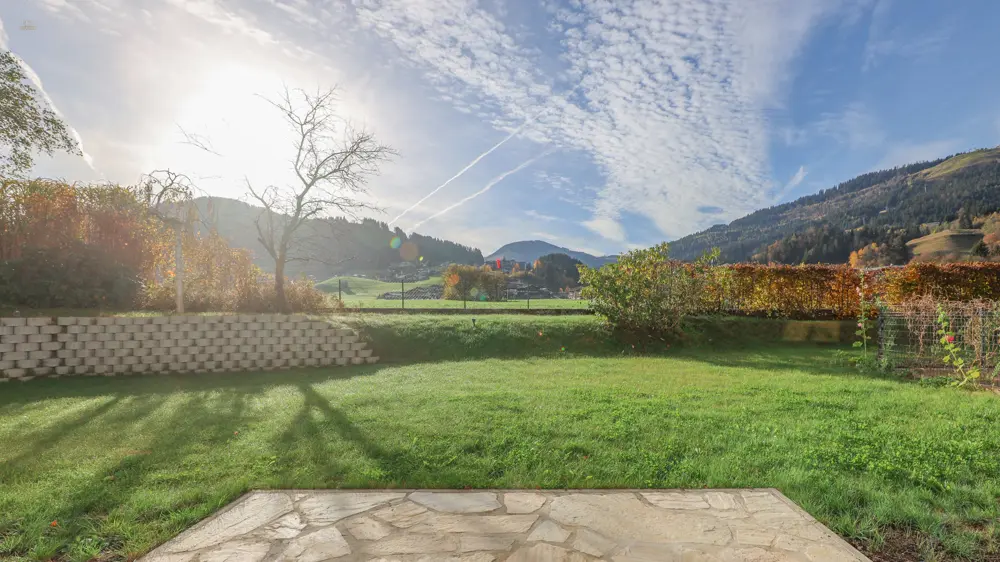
[141,489,870,561]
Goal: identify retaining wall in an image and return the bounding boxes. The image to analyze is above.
[0,314,378,382]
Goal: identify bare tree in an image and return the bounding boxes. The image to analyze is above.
[139,169,196,313]
[246,87,394,312]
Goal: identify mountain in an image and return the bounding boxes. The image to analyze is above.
[669,146,1000,263]
[182,197,484,278]
[486,240,618,268]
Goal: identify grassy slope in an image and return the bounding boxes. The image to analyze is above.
[336,297,590,309]
[906,229,984,261]
[918,148,1000,180]
[315,275,442,296]
[1,346,999,561]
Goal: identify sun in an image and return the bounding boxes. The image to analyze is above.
[146,62,294,196]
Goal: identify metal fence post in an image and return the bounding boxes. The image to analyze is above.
[980,308,987,368]
[877,312,885,364]
[401,280,405,309]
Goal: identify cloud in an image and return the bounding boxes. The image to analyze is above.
[862,0,952,71]
[5,49,98,174]
[786,166,808,190]
[876,139,963,170]
[812,102,885,149]
[0,15,8,48]
[354,0,854,241]
[525,209,560,222]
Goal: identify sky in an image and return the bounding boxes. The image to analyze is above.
[2,0,999,257]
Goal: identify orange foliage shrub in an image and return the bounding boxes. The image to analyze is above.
[0,178,325,312]
[692,262,1000,319]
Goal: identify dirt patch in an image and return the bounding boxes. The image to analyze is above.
[849,528,1000,562]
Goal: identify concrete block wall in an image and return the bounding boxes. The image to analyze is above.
[0,314,378,382]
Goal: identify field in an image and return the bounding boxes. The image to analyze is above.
[315,274,590,309]
[1,319,999,561]
[337,297,590,309]
[315,275,442,297]
[906,229,983,261]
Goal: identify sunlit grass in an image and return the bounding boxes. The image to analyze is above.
[1,347,999,560]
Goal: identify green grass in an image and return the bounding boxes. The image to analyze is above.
[336,297,591,309]
[2,344,1000,560]
[906,229,984,261]
[918,148,1000,180]
[315,275,442,297]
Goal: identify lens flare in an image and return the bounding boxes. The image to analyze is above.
[400,241,419,261]
[389,236,402,249]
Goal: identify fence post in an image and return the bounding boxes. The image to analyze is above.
[876,310,885,364]
[980,308,987,368]
[401,280,405,309]
[338,279,342,303]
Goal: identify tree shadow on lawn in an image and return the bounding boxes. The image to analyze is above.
[0,364,386,409]
[268,382,421,488]
[671,344,914,383]
[1,391,259,559]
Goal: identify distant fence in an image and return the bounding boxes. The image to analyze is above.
[322,307,595,316]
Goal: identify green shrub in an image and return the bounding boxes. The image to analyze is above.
[0,242,141,308]
[578,243,718,339]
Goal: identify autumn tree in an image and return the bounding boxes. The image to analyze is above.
[443,264,482,306]
[0,50,80,177]
[243,87,394,312]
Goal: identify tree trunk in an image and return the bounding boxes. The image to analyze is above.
[274,256,289,314]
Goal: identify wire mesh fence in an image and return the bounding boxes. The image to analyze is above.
[878,297,1000,377]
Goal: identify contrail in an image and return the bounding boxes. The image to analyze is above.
[411,149,554,230]
[389,123,529,225]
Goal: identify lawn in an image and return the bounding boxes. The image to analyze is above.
[315,275,443,297]
[336,297,591,309]
[1,345,999,561]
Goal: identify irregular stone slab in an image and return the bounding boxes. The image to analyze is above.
[278,527,351,561]
[719,547,797,562]
[508,543,594,561]
[460,535,516,552]
[573,528,617,556]
[705,492,741,510]
[741,491,789,513]
[641,491,710,510]
[504,492,546,514]
[611,542,684,561]
[407,514,538,534]
[368,555,495,562]
[549,494,731,545]
[733,526,777,547]
[165,493,293,552]
[527,520,571,543]
[254,512,306,540]
[345,515,393,540]
[362,533,459,555]
[200,538,271,562]
[410,491,500,513]
[143,553,194,562]
[805,543,867,562]
[373,501,430,528]
[298,492,404,524]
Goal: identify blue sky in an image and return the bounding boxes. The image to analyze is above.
[2,0,999,257]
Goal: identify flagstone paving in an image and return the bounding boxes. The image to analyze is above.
[141,489,870,561]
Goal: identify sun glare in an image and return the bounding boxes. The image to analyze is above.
[146,63,293,195]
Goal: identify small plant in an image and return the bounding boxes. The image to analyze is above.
[936,304,981,386]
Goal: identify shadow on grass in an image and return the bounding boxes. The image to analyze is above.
[0,365,386,408]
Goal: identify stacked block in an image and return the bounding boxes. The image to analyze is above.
[0,314,379,381]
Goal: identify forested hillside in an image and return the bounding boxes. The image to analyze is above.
[186,197,484,278]
[669,147,1000,264]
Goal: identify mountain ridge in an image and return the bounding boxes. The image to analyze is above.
[485,240,618,268]
[668,146,1000,263]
